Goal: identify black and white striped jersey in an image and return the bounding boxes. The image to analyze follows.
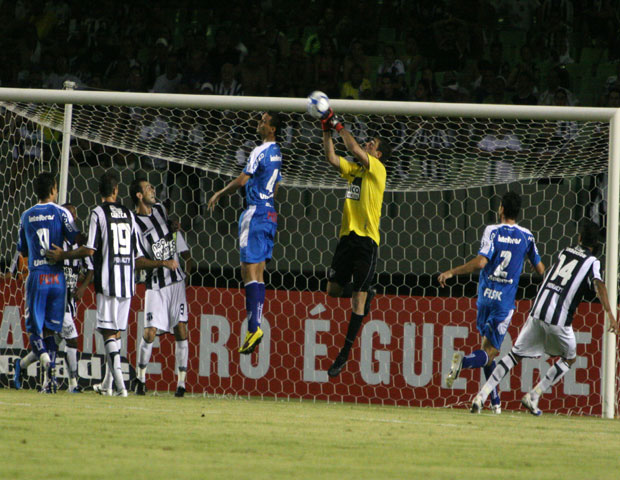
[530,245,602,327]
[86,202,143,298]
[62,240,94,315]
[134,203,187,290]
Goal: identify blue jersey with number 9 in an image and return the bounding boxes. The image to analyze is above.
[243,142,282,208]
[477,223,541,310]
[17,202,80,273]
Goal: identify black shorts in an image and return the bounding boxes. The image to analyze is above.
[327,231,378,292]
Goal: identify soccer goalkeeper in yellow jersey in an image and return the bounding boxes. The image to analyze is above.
[319,108,391,377]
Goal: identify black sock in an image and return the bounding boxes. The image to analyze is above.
[340,312,365,358]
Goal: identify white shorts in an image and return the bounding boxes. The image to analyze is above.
[61,311,79,340]
[96,293,131,332]
[512,315,577,360]
[144,281,188,334]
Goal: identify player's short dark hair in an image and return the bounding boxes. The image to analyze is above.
[501,191,521,220]
[99,171,119,198]
[266,111,284,139]
[129,177,147,206]
[579,219,600,250]
[377,138,392,162]
[34,172,56,200]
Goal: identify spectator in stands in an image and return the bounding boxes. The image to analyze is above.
[180,49,210,94]
[488,41,511,78]
[43,55,82,89]
[313,36,340,98]
[340,64,372,100]
[343,39,370,82]
[374,73,407,101]
[431,16,465,72]
[511,71,538,105]
[239,49,269,96]
[411,80,431,102]
[213,62,243,96]
[208,28,241,75]
[538,66,578,106]
[125,66,145,92]
[507,44,540,91]
[549,26,574,65]
[377,44,406,90]
[483,76,509,104]
[285,40,312,97]
[419,67,441,101]
[147,38,170,88]
[441,71,470,103]
[472,60,496,103]
[401,34,426,86]
[152,54,182,93]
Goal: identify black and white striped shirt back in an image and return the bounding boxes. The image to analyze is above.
[87,202,142,298]
[135,203,187,290]
[530,245,602,327]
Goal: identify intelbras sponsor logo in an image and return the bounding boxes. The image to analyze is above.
[29,214,54,222]
[497,235,521,245]
[270,154,282,162]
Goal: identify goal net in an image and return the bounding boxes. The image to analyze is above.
[0,90,617,417]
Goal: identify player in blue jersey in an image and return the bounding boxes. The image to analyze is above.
[438,191,545,413]
[13,172,81,392]
[208,111,284,354]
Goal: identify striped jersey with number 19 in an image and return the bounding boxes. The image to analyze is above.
[530,245,602,327]
[86,202,143,298]
[134,203,187,290]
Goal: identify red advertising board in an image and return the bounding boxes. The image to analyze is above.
[0,280,606,415]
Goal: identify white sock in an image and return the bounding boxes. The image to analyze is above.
[138,337,154,382]
[479,352,518,403]
[20,351,38,369]
[66,346,78,379]
[105,338,125,392]
[175,340,188,388]
[531,359,571,402]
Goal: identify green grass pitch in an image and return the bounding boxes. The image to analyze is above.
[1,389,619,480]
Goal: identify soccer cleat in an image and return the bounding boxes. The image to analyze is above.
[521,393,542,416]
[470,395,483,414]
[327,352,348,378]
[490,404,502,415]
[445,352,464,388]
[93,383,112,396]
[174,386,186,398]
[69,385,83,394]
[364,287,377,316]
[134,379,146,396]
[115,389,128,397]
[239,327,264,355]
[13,359,23,390]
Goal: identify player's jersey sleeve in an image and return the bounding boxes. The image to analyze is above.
[17,215,28,256]
[478,225,496,260]
[176,231,189,253]
[526,234,542,267]
[587,258,603,288]
[244,147,261,176]
[86,210,100,251]
[58,206,79,244]
[338,156,363,181]
[131,213,144,260]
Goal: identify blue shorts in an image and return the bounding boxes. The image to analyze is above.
[476,302,514,350]
[25,271,66,335]
[238,206,277,264]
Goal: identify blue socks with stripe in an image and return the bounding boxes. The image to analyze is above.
[462,349,488,369]
[245,281,265,333]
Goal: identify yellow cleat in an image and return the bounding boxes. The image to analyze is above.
[239,327,264,355]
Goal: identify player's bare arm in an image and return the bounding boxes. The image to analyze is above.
[74,270,94,301]
[135,256,179,271]
[322,131,341,170]
[207,172,251,212]
[438,255,489,287]
[338,129,370,168]
[594,278,619,334]
[46,244,94,262]
[181,250,194,275]
[532,260,545,276]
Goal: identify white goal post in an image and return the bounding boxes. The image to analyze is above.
[0,87,617,418]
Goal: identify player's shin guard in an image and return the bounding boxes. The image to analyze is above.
[65,346,79,381]
[137,337,154,382]
[175,339,188,388]
[245,281,264,333]
[483,360,500,406]
[531,359,571,402]
[20,351,38,370]
[104,338,125,393]
[479,352,518,404]
[29,333,47,358]
[340,312,365,359]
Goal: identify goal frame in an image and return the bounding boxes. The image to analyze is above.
[0,87,617,418]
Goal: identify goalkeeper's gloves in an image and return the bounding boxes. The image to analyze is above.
[321,108,344,132]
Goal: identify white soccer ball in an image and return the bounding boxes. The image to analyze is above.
[306,90,330,119]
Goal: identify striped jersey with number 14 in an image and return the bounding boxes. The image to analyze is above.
[477,223,541,310]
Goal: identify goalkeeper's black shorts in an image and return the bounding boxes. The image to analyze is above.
[327,231,377,292]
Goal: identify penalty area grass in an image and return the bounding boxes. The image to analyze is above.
[1,389,618,480]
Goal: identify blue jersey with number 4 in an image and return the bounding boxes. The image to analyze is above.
[477,223,541,310]
[17,202,79,273]
[243,142,282,208]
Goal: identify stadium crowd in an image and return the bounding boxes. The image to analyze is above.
[3,0,620,108]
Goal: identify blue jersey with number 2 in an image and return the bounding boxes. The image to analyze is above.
[243,142,282,208]
[477,223,541,310]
